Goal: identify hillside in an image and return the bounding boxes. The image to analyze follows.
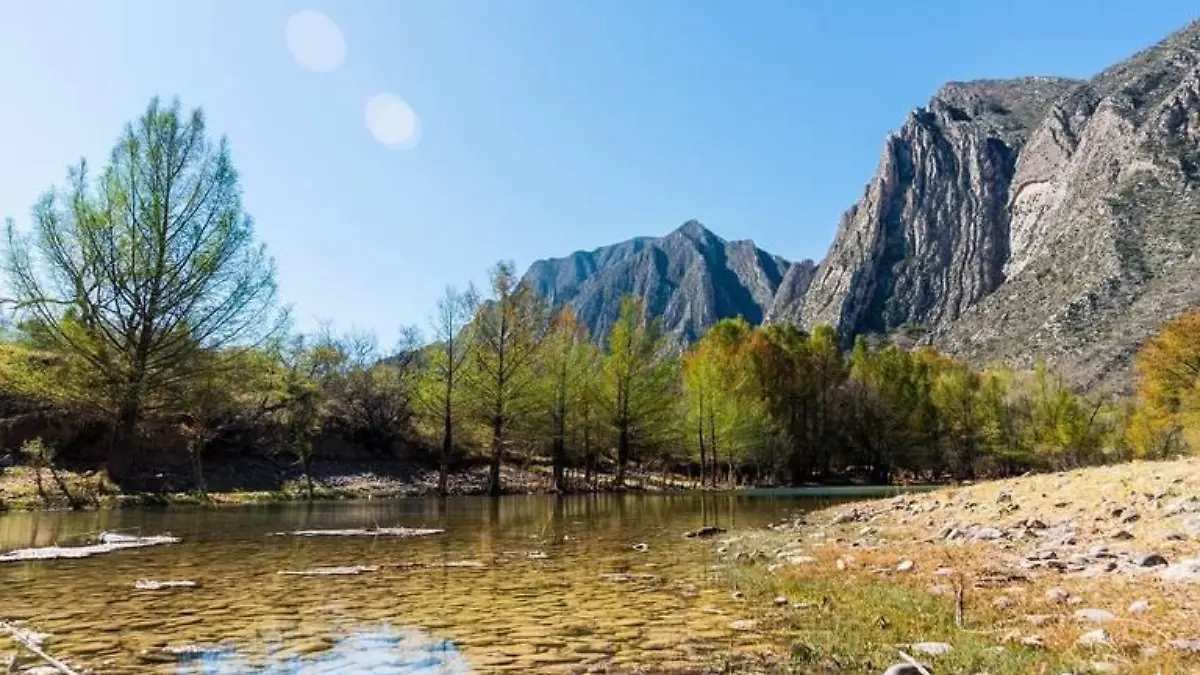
[522,220,796,344]
[782,20,1200,388]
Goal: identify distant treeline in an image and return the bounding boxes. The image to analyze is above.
[2,98,1197,497]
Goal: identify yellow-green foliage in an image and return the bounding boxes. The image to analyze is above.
[1128,311,1200,457]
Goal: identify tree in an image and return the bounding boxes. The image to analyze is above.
[2,98,283,480]
[600,297,676,488]
[537,308,592,492]
[322,328,422,457]
[423,285,478,495]
[1128,312,1200,457]
[465,262,547,496]
[932,365,984,480]
[276,334,341,499]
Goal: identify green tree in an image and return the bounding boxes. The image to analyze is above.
[465,262,547,496]
[423,285,478,495]
[600,297,676,488]
[537,308,591,492]
[2,98,283,480]
[1128,312,1200,457]
[932,365,984,479]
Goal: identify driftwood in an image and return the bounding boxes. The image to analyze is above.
[134,579,198,591]
[0,621,80,675]
[388,560,486,570]
[271,527,444,538]
[0,533,180,563]
[277,565,379,577]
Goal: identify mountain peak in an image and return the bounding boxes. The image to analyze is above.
[669,220,721,241]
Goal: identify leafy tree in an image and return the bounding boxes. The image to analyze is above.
[423,285,478,495]
[464,262,547,495]
[932,365,984,479]
[2,98,283,480]
[600,297,677,487]
[1129,312,1200,457]
[536,308,592,492]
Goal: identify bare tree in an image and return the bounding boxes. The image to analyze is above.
[2,98,283,480]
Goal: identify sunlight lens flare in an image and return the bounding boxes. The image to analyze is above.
[365,93,421,150]
[285,10,347,73]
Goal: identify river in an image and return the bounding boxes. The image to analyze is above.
[0,489,901,674]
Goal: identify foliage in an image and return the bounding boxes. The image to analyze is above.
[1,98,284,479]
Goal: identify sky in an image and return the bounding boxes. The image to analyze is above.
[0,1,1196,345]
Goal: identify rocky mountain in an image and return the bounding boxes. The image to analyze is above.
[522,221,795,344]
[777,20,1200,388]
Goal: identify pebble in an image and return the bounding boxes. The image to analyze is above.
[1170,638,1200,653]
[882,665,925,675]
[973,526,1004,540]
[896,560,914,572]
[1077,629,1109,648]
[1046,587,1070,603]
[1026,614,1055,626]
[632,543,649,553]
[1074,608,1116,624]
[1091,661,1121,673]
[909,642,952,656]
[773,596,788,606]
[1137,553,1168,567]
[1127,599,1151,614]
[1020,635,1044,649]
[728,620,757,631]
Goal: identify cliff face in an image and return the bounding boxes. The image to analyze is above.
[788,21,1200,388]
[523,221,792,344]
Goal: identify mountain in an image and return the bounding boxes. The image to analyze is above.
[777,20,1200,388]
[522,221,794,344]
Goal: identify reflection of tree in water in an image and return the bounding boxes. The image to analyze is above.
[184,625,471,674]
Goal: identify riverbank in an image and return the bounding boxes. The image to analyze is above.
[0,458,698,512]
[716,457,1200,673]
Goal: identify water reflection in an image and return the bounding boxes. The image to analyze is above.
[183,625,471,674]
[0,489,908,672]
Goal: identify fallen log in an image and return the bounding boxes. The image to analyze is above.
[0,533,180,563]
[277,565,379,577]
[388,560,486,570]
[134,579,198,591]
[271,527,444,538]
[0,621,81,675]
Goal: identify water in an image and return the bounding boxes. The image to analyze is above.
[0,490,894,673]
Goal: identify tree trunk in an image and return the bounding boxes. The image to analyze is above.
[438,404,452,496]
[488,416,503,496]
[615,427,629,488]
[107,399,140,483]
[697,415,707,489]
[190,439,207,500]
[552,436,566,493]
[302,455,314,500]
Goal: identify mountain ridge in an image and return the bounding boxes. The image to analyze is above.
[521,20,1200,386]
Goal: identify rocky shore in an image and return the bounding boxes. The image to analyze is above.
[717,458,1200,674]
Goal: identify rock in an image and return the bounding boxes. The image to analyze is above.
[728,620,758,631]
[277,565,379,577]
[934,567,956,576]
[1137,553,1168,567]
[1163,531,1188,541]
[1111,529,1135,541]
[1074,609,1116,624]
[788,555,816,565]
[1170,638,1200,654]
[993,596,1014,609]
[1182,514,1200,537]
[1046,587,1071,603]
[1077,629,1109,648]
[1091,662,1121,673]
[773,596,788,606]
[730,591,745,602]
[973,526,1004,541]
[832,510,860,525]
[896,560,915,572]
[683,526,725,539]
[882,665,925,675]
[1020,635,1044,649]
[996,490,1013,504]
[1160,557,1200,583]
[1127,600,1151,614]
[1121,510,1140,524]
[909,642,952,656]
[632,543,650,553]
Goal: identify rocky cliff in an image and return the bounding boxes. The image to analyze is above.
[523,221,793,344]
[784,20,1200,388]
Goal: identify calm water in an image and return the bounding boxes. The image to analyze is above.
[0,490,897,674]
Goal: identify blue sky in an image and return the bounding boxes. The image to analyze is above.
[0,1,1196,344]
